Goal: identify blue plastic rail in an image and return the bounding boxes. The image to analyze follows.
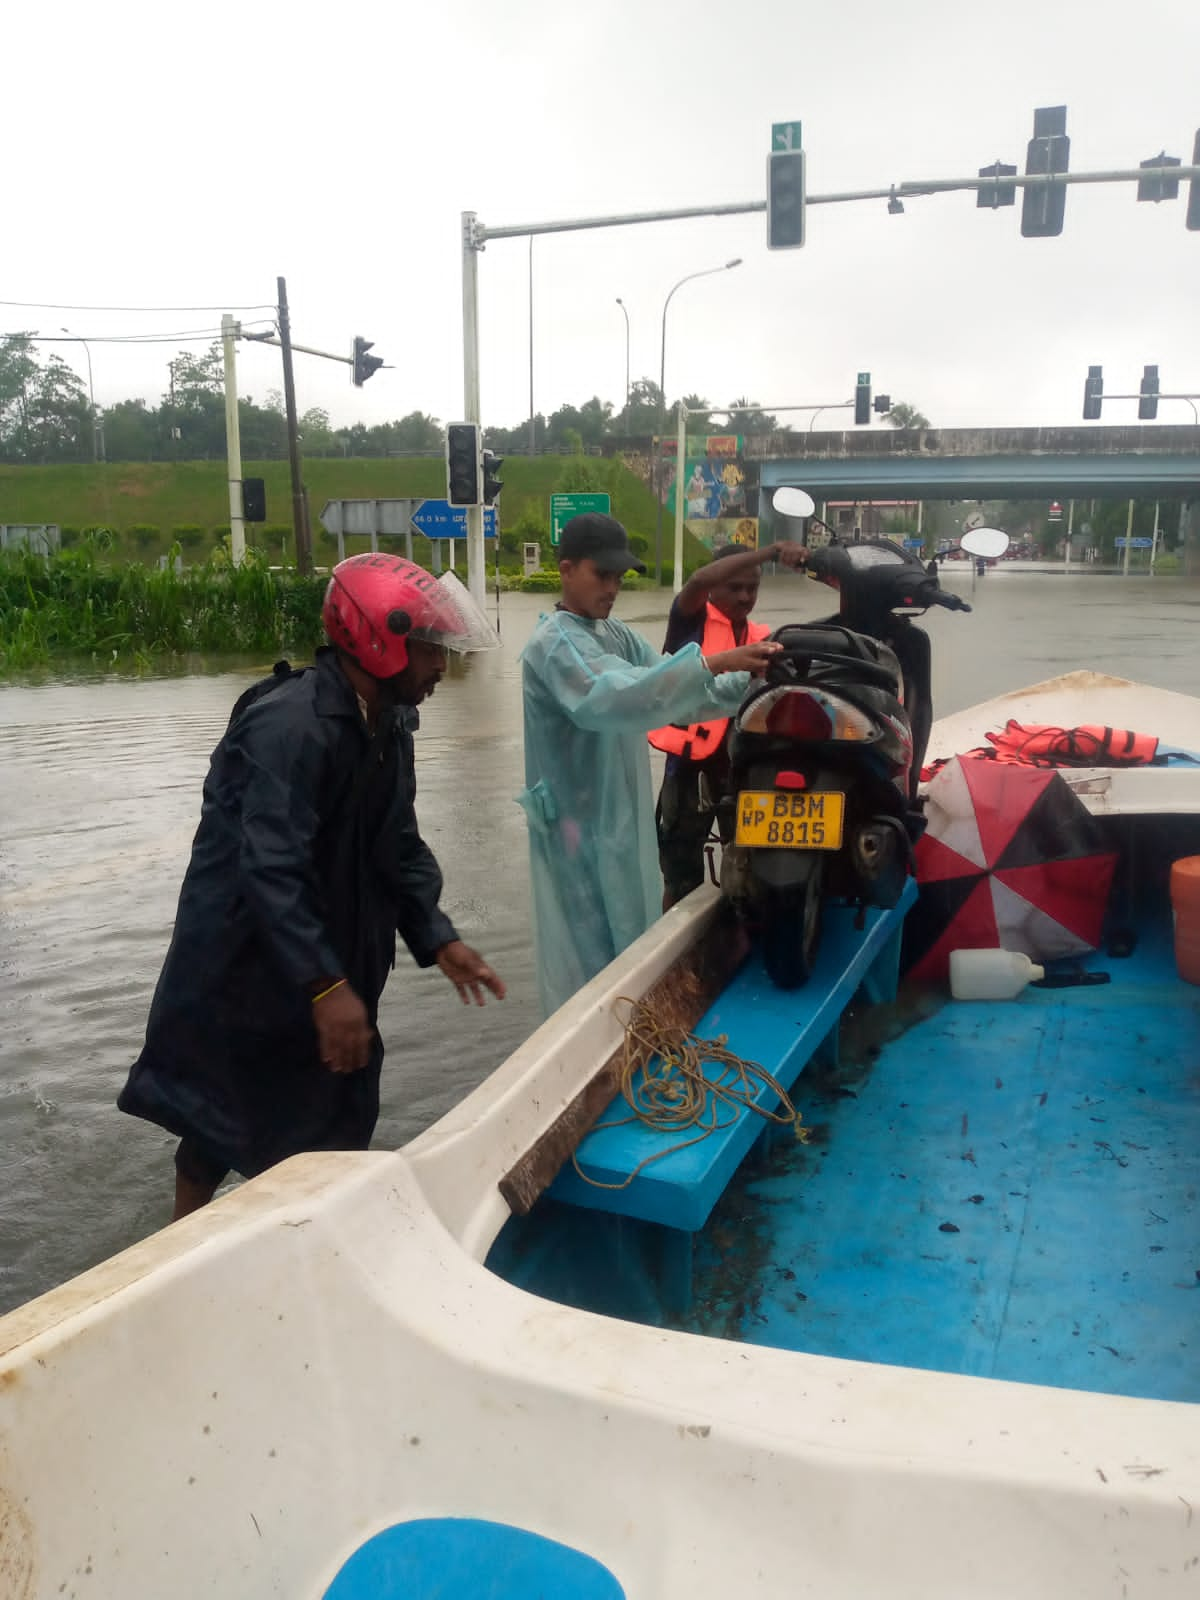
[551,876,918,1234]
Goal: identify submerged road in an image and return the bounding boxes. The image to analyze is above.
[1,571,1198,1313]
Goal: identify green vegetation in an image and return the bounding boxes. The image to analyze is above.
[0,451,713,574]
[1,332,789,466]
[0,541,325,671]
[0,452,711,671]
[0,453,680,568]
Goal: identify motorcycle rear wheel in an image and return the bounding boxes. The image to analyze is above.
[762,858,825,990]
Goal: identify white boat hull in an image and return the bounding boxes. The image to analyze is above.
[2,673,1198,1598]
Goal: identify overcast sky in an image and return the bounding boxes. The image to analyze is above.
[9,0,1199,435]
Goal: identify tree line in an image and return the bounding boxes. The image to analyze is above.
[0,336,445,465]
[0,334,930,466]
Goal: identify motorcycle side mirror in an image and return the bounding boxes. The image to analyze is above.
[960,526,1010,559]
[772,486,816,519]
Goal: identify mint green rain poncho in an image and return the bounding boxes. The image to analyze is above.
[519,609,749,1017]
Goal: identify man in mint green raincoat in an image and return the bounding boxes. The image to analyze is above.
[519,513,780,1017]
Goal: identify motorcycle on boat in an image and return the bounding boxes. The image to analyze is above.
[718,492,1007,990]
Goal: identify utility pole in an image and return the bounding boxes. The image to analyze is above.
[277,277,313,575]
[528,237,536,458]
[461,215,486,608]
[672,401,688,591]
[220,314,246,567]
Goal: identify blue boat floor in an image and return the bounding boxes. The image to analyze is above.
[684,920,1200,1402]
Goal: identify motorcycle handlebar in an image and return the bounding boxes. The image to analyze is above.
[930,589,972,613]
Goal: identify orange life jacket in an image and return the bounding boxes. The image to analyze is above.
[648,603,770,760]
[983,720,1160,767]
[921,720,1161,782]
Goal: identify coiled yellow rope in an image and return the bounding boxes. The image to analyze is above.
[572,995,809,1191]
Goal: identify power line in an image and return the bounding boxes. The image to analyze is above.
[0,299,277,313]
[10,323,277,346]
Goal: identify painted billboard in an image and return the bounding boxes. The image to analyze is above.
[660,434,760,551]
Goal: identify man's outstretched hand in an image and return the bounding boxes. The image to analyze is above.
[436,940,507,1006]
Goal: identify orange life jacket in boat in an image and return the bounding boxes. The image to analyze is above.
[983,720,1160,767]
[648,603,771,761]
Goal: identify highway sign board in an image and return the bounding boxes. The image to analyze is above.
[410,500,498,540]
[550,492,612,546]
[772,121,803,152]
[1115,537,1153,549]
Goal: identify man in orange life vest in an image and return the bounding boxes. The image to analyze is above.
[650,541,807,908]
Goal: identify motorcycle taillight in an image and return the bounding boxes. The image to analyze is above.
[764,691,834,740]
[739,686,875,741]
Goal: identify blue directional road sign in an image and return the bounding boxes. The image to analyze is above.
[411,499,497,539]
[1115,537,1153,549]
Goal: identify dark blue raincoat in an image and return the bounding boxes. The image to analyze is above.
[118,649,457,1175]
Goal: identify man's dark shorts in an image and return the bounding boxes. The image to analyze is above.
[175,1134,231,1191]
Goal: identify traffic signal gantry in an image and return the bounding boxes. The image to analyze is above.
[454,112,1199,605]
[446,423,481,507]
[352,337,384,387]
[481,448,503,505]
[446,424,505,508]
[1081,364,1197,422]
[854,372,892,426]
[767,122,806,251]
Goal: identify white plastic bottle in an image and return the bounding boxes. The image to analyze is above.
[949,948,1045,1000]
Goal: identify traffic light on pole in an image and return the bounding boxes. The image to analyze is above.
[446,422,481,505]
[242,477,266,522]
[1136,153,1181,204]
[351,336,384,386]
[1138,364,1160,420]
[766,149,806,250]
[977,161,1017,209]
[481,448,504,505]
[1021,106,1070,238]
[1082,365,1103,421]
[872,393,891,416]
[854,372,871,426]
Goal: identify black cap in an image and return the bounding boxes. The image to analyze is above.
[558,513,647,575]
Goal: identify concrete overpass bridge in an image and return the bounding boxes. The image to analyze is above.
[744,424,1199,503]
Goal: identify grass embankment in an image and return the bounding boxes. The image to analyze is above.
[0,455,696,568]
[0,455,710,670]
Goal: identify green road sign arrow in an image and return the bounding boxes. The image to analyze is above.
[550,491,612,546]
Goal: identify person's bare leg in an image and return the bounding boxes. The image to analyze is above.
[172,1170,219,1221]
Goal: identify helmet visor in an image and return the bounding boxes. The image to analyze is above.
[408,570,499,655]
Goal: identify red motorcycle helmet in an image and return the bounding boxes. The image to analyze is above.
[322,554,473,678]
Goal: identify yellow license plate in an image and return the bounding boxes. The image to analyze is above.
[734,789,845,849]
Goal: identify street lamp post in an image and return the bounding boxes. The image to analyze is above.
[528,236,536,457]
[62,327,103,463]
[615,297,630,416]
[654,258,742,584]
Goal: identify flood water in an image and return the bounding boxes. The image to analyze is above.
[1,570,1198,1315]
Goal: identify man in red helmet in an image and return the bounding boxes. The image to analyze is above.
[119,554,505,1219]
